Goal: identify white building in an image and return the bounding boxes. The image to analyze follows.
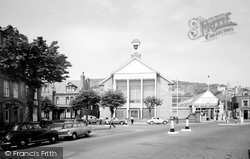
[99,39,174,120]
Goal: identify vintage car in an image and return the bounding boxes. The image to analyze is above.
[0,124,16,140]
[82,115,103,125]
[112,118,126,125]
[0,122,59,150]
[146,117,168,125]
[39,119,54,129]
[103,118,126,125]
[58,122,92,140]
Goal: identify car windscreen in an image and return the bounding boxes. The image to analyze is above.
[12,125,19,131]
[33,123,42,129]
[62,123,74,129]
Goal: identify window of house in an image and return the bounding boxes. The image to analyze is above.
[130,80,141,103]
[242,100,249,107]
[13,82,18,98]
[4,80,9,97]
[70,97,74,103]
[5,108,9,122]
[66,84,77,92]
[67,108,70,112]
[56,97,59,104]
[42,84,48,92]
[116,80,127,95]
[66,97,70,104]
[20,83,25,98]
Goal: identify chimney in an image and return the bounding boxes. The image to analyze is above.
[131,39,141,59]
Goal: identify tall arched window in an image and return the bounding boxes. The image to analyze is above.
[66,97,69,104]
[55,97,59,104]
[70,97,74,104]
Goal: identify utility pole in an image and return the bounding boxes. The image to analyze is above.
[177,78,179,118]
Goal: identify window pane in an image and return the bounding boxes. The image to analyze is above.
[13,83,18,98]
[56,97,59,104]
[130,80,141,103]
[5,109,9,121]
[116,80,127,95]
[143,80,155,98]
[66,97,69,104]
[4,81,9,97]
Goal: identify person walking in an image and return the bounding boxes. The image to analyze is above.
[109,118,116,129]
[131,117,134,125]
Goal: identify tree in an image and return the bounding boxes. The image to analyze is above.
[71,89,101,125]
[101,89,126,119]
[41,97,57,118]
[144,96,163,118]
[0,26,72,121]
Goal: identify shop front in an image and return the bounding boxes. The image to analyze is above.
[193,106,220,121]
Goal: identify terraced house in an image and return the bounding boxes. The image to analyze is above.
[0,26,27,126]
[232,88,250,120]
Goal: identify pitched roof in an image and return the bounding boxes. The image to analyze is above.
[54,79,104,93]
[178,90,218,107]
[54,80,81,93]
[99,56,173,85]
[178,94,203,107]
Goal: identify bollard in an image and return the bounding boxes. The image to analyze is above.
[170,119,175,132]
[168,117,179,134]
[181,117,191,131]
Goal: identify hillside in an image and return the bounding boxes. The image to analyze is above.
[173,80,226,96]
[90,78,226,96]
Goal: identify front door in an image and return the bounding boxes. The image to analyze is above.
[244,110,248,119]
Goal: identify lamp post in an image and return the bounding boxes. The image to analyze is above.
[177,78,178,117]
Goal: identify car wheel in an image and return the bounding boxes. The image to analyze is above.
[163,121,167,125]
[86,131,91,137]
[1,145,11,150]
[150,121,154,125]
[49,136,57,144]
[17,139,28,149]
[120,121,124,125]
[72,133,77,140]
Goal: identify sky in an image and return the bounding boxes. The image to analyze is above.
[1,0,250,87]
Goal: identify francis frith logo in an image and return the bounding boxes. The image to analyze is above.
[188,12,237,41]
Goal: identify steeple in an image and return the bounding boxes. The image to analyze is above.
[131,39,141,59]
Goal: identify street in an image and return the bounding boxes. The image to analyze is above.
[1,122,249,159]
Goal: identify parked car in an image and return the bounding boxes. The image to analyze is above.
[146,117,168,125]
[58,122,92,140]
[82,115,103,125]
[103,118,126,125]
[113,118,126,125]
[0,122,59,150]
[39,118,54,129]
[0,124,16,140]
[40,118,53,124]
